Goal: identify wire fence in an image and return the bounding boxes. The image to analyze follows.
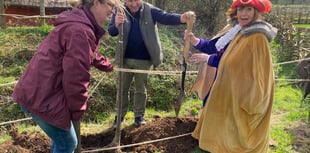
[0,56,310,96]
[0,13,58,19]
[1,56,310,125]
[271,6,310,24]
[0,8,67,27]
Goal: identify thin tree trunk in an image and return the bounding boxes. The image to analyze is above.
[40,0,45,26]
[109,21,124,153]
[0,0,5,28]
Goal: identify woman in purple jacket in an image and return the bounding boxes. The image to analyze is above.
[12,0,118,152]
[185,0,277,152]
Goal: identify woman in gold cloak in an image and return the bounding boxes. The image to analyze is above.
[185,0,278,152]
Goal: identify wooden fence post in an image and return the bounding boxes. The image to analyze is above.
[298,11,302,24]
[290,8,294,23]
[283,7,287,22]
[40,0,45,26]
[296,28,300,50]
[0,0,5,28]
[305,10,309,24]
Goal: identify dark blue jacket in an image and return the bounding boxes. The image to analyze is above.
[108,2,183,66]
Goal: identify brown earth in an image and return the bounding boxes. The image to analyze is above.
[0,117,199,153]
[286,123,310,153]
[1,117,309,153]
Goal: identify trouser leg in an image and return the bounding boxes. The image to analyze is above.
[120,59,152,117]
[126,59,152,117]
[45,122,77,153]
[24,109,77,153]
[133,72,148,117]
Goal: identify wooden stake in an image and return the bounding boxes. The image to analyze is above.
[184,12,196,61]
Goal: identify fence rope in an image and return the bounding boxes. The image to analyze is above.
[0,104,308,130]
[1,78,310,89]
[87,74,105,101]
[0,81,18,87]
[0,13,57,19]
[1,56,310,88]
[0,117,32,126]
[0,78,309,105]
[273,57,310,66]
[1,58,310,105]
[0,78,308,106]
[115,68,198,75]
[0,49,310,88]
[275,79,310,82]
[0,69,198,88]
[0,95,13,105]
[300,47,310,52]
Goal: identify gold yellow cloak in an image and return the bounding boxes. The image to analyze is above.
[192,32,275,153]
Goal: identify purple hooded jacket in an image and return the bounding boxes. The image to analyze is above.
[12,6,113,130]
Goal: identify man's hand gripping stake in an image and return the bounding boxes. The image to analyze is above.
[175,12,196,117]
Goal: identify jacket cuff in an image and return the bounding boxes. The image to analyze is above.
[208,55,215,66]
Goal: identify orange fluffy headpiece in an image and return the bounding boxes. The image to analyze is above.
[231,0,272,13]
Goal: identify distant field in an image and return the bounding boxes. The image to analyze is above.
[271,6,310,24]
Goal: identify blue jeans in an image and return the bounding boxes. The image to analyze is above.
[22,107,77,153]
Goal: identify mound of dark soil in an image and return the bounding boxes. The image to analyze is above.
[2,117,308,153]
[286,123,310,153]
[0,117,198,153]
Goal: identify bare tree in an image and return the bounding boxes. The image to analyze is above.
[155,0,167,9]
[163,0,230,37]
[145,0,155,5]
[0,0,5,28]
[40,0,45,26]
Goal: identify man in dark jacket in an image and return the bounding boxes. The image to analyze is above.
[108,0,193,127]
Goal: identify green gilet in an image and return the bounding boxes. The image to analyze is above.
[122,2,162,67]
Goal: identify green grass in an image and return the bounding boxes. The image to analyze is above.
[0,26,48,83]
[192,148,210,153]
[270,126,294,153]
[17,123,43,134]
[0,135,10,144]
[294,24,310,28]
[270,85,309,153]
